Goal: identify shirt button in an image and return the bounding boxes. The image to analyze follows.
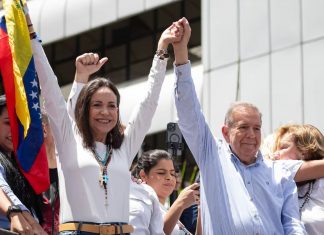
[247,181,250,184]
[178,71,182,76]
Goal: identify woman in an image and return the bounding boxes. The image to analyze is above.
[0,96,46,234]
[272,124,324,234]
[27,9,183,234]
[132,149,199,235]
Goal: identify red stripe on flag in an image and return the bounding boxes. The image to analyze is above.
[21,144,49,193]
[0,27,19,151]
[1,20,49,194]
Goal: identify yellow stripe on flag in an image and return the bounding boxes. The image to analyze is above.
[4,0,31,137]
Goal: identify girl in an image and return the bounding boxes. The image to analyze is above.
[132,150,199,235]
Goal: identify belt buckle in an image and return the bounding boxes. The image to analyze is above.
[99,224,112,235]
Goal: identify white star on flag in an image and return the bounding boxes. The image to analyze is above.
[29,91,37,99]
[30,79,38,87]
[32,102,40,111]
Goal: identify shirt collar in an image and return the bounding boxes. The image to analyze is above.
[227,145,264,167]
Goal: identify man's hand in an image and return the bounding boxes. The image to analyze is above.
[173,17,191,48]
[172,17,191,65]
[74,53,108,84]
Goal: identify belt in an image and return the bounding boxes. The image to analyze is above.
[59,223,134,235]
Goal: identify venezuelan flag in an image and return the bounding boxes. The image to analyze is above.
[0,0,49,194]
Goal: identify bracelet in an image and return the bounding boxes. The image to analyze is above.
[29,32,37,40]
[156,49,169,60]
[6,205,22,222]
[28,24,33,27]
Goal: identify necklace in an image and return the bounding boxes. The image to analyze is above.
[298,181,314,211]
[92,144,112,206]
[177,219,193,235]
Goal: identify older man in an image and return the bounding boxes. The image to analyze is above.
[172,18,305,234]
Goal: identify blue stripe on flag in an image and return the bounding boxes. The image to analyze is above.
[17,58,43,172]
[0,16,7,33]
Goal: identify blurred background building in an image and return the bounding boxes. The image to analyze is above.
[1,0,324,184]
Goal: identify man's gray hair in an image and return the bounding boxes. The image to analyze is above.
[224,101,262,127]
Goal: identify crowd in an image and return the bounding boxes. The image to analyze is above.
[1,3,324,235]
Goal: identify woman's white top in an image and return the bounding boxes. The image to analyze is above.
[284,159,324,234]
[129,182,164,235]
[299,178,324,235]
[32,39,167,224]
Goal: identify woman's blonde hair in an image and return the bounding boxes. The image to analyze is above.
[273,124,324,161]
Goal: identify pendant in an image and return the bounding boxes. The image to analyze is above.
[99,170,104,187]
[99,167,109,188]
[102,174,109,185]
[99,169,109,187]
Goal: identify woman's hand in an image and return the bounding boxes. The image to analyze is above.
[10,212,31,235]
[21,211,48,235]
[74,53,108,84]
[22,2,34,36]
[157,21,184,51]
[10,211,48,235]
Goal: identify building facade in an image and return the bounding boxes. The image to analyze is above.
[1,0,324,181]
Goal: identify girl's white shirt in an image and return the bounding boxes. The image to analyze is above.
[129,182,165,235]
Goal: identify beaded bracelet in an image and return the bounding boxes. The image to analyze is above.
[156,49,169,60]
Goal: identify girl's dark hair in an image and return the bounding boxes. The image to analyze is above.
[74,77,124,150]
[132,149,174,178]
[0,95,7,115]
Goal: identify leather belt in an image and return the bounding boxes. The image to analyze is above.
[59,222,134,235]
